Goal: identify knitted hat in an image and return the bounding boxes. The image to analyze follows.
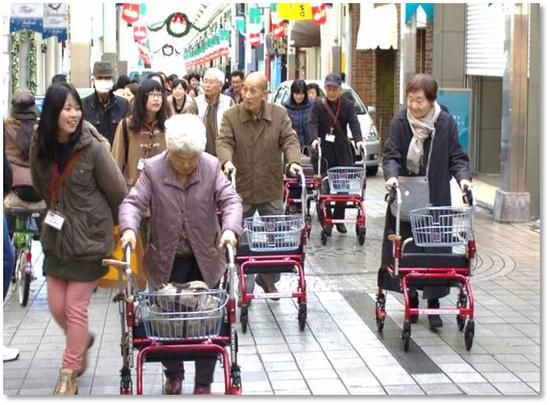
[11,89,38,120]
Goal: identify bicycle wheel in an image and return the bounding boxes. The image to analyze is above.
[15,250,31,306]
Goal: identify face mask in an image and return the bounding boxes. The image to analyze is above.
[94,79,114,93]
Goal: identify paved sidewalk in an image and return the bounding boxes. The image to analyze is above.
[3,172,541,396]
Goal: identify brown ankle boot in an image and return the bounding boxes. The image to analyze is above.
[53,368,78,395]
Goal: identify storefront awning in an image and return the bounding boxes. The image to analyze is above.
[356,4,398,50]
[291,20,320,48]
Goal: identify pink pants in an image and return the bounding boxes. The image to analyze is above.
[47,275,97,373]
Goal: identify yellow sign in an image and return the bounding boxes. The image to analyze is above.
[277,4,313,20]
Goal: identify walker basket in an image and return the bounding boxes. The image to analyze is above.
[137,289,228,340]
[409,206,474,247]
[327,166,363,194]
[244,215,304,252]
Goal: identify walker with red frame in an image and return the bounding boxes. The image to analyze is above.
[102,244,242,395]
[237,172,308,333]
[316,143,368,245]
[283,147,319,238]
[375,185,476,351]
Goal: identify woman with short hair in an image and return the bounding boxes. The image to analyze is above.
[118,113,242,395]
[167,79,198,116]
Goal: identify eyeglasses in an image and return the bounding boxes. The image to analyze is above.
[147,91,163,99]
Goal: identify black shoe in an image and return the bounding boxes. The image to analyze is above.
[335,224,347,234]
[409,293,419,324]
[428,299,443,329]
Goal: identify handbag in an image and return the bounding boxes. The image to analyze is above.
[390,134,434,222]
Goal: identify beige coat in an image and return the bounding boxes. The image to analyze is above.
[111,117,166,187]
[216,101,301,205]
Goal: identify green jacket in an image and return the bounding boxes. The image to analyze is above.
[30,121,127,281]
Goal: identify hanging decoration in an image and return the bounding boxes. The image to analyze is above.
[121,3,140,26]
[311,3,327,25]
[248,6,262,47]
[147,12,207,38]
[9,30,38,94]
[153,44,181,57]
[270,3,285,39]
[133,26,147,42]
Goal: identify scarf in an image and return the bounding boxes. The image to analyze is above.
[203,95,220,156]
[406,101,441,174]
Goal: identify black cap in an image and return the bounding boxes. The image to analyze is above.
[324,72,342,87]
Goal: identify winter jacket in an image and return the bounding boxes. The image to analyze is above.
[82,91,130,146]
[111,117,167,188]
[308,97,362,171]
[118,151,243,289]
[4,118,33,188]
[284,99,312,148]
[29,121,127,281]
[216,101,302,205]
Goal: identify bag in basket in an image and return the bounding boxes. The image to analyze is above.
[390,176,431,222]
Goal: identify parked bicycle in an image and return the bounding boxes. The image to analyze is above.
[5,207,46,306]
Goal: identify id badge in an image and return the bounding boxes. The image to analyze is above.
[137,158,145,171]
[325,133,335,143]
[44,210,65,230]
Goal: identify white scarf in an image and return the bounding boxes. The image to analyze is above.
[406,101,441,174]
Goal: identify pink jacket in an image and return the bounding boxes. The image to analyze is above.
[118,151,242,288]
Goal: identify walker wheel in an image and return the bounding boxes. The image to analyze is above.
[402,320,411,351]
[464,320,475,351]
[298,303,307,331]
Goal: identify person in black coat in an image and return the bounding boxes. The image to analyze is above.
[82,62,130,146]
[379,73,472,330]
[308,73,364,233]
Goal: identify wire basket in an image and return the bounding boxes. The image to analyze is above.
[410,206,475,247]
[137,289,228,340]
[244,215,304,252]
[327,167,363,194]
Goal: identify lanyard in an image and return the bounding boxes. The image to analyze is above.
[323,97,342,129]
[49,147,88,206]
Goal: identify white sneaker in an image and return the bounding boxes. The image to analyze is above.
[3,346,20,362]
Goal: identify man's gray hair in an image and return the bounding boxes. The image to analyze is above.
[204,67,225,84]
[164,114,206,155]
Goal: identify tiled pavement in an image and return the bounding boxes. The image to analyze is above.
[2,173,541,396]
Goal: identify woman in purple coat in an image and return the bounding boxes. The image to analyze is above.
[118,113,243,395]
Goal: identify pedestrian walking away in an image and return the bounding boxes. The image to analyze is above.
[118,113,242,395]
[217,71,303,304]
[29,82,127,395]
[378,73,472,330]
[82,61,130,146]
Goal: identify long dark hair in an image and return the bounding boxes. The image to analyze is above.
[290,79,308,106]
[36,83,84,160]
[129,78,168,132]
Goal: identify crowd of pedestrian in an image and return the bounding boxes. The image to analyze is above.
[3,60,472,396]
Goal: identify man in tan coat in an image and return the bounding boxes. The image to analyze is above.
[217,72,302,303]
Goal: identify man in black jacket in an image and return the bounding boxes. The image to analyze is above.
[82,62,130,146]
[308,73,364,233]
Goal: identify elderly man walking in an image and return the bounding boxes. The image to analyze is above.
[82,61,130,146]
[195,68,234,156]
[217,72,302,302]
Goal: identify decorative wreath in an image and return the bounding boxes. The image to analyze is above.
[148,12,207,38]
[153,44,181,57]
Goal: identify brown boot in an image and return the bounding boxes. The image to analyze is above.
[53,368,78,395]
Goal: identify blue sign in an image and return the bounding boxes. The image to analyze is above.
[437,88,471,152]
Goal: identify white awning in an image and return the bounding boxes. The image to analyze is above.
[356,3,398,50]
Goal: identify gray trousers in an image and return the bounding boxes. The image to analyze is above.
[242,199,284,292]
